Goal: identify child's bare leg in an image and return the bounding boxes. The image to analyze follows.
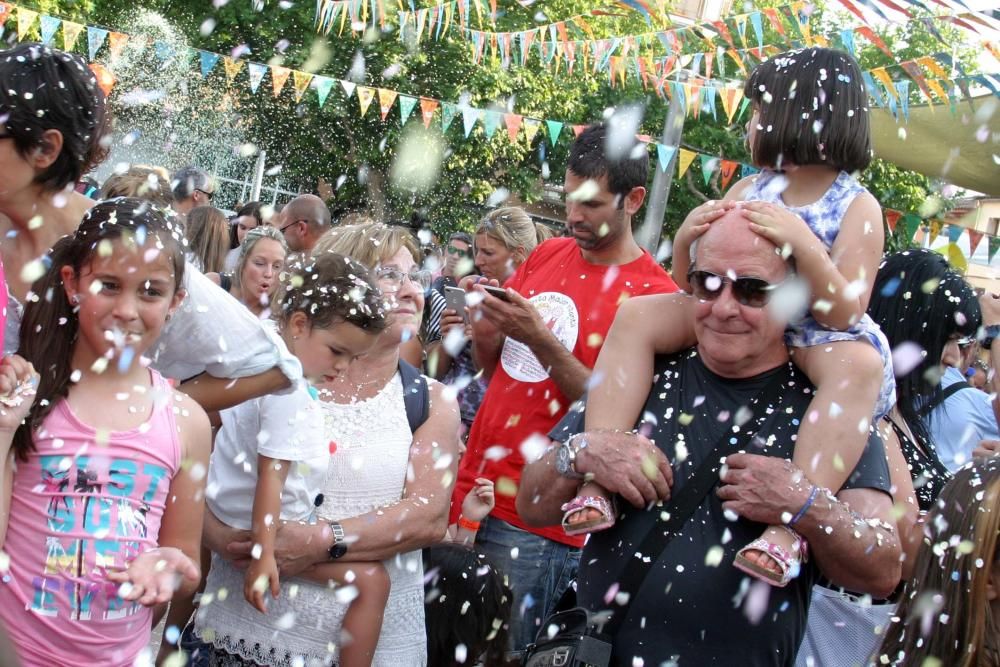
[156,543,211,666]
[740,340,883,577]
[303,561,389,667]
[575,294,697,525]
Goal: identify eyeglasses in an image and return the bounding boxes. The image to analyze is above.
[375,267,432,292]
[446,245,471,257]
[195,188,215,200]
[687,269,783,308]
[278,219,308,234]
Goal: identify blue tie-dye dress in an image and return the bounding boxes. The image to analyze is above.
[745,169,896,416]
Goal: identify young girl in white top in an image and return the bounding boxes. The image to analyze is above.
[205,252,391,666]
[575,47,893,588]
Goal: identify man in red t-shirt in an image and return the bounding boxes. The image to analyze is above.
[451,123,678,656]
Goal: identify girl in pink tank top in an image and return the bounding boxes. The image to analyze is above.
[0,199,211,667]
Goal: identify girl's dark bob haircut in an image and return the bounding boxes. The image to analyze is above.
[744,47,872,173]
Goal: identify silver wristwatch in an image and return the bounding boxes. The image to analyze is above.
[555,433,588,480]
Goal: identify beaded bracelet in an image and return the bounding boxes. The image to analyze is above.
[788,485,819,527]
[457,516,481,531]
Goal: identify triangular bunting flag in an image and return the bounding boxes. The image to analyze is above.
[884,209,901,233]
[153,41,175,63]
[270,66,291,97]
[902,214,921,242]
[247,63,267,94]
[482,110,502,138]
[989,236,1000,263]
[88,63,115,97]
[573,124,586,138]
[523,118,541,144]
[314,76,335,108]
[968,230,984,256]
[357,86,376,116]
[946,225,963,244]
[441,102,458,132]
[39,15,61,46]
[678,149,698,178]
[420,97,439,128]
[17,8,37,41]
[0,3,11,27]
[462,106,481,138]
[292,71,313,102]
[700,154,719,186]
[108,32,129,62]
[199,51,220,78]
[719,160,738,190]
[504,113,523,142]
[656,144,676,172]
[223,57,244,82]
[741,164,760,178]
[928,219,944,245]
[62,21,84,52]
[377,88,398,121]
[399,94,418,124]
[546,120,563,146]
[87,27,108,61]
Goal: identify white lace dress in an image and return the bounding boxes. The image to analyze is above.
[194,374,427,667]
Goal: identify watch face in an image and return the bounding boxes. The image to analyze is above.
[329,543,348,560]
[555,443,570,474]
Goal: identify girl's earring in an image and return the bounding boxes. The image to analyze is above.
[70,294,81,306]
[165,313,173,322]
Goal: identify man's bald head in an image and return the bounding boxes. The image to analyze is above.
[280,194,331,252]
[691,207,783,269]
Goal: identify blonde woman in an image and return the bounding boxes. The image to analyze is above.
[427,207,553,430]
[198,222,460,666]
[208,226,288,318]
[184,205,230,274]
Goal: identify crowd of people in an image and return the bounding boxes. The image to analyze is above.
[0,40,997,667]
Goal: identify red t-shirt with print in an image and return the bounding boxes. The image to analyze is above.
[451,237,677,547]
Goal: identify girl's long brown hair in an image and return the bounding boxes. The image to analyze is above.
[876,457,1000,666]
[14,198,185,459]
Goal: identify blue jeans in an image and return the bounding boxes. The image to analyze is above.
[474,516,581,658]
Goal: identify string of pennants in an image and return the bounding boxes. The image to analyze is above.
[884,209,1000,264]
[316,0,496,35]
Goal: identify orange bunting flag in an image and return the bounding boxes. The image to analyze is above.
[504,113,523,142]
[270,66,292,97]
[884,209,901,233]
[357,86,376,117]
[88,63,115,97]
[573,124,585,138]
[719,160,738,190]
[292,71,313,102]
[223,57,244,82]
[108,32,129,62]
[377,88,398,120]
[419,97,438,128]
[677,148,698,178]
[968,230,985,256]
[855,26,893,59]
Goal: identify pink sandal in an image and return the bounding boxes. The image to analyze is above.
[733,527,809,587]
[561,495,616,536]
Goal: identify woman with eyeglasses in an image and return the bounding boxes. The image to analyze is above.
[197,222,460,666]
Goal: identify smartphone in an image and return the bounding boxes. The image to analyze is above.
[444,286,469,321]
[482,285,511,302]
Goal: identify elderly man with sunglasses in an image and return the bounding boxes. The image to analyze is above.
[518,210,902,667]
[170,165,216,215]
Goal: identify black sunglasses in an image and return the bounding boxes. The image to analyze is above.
[195,187,215,200]
[687,269,782,308]
[279,219,308,234]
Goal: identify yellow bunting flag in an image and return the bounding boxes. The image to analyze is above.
[63,20,84,51]
[522,118,541,144]
[377,88,397,120]
[270,65,291,97]
[223,57,244,82]
[292,71,313,102]
[872,68,897,100]
[357,86,376,117]
[677,148,698,178]
[17,7,37,40]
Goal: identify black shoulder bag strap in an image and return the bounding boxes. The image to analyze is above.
[397,359,430,433]
[917,380,973,419]
[600,368,789,639]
